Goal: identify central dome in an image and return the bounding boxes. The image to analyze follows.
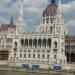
[43,0,58,17]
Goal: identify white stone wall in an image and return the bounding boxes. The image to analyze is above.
[5,0,67,69]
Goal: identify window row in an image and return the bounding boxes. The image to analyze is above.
[20,50,50,53]
[14,39,57,49]
[20,38,51,48]
[0,37,13,43]
[20,54,50,59]
[0,45,12,49]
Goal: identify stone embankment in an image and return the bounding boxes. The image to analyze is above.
[0,65,75,75]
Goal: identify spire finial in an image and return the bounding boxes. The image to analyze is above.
[59,0,61,7]
[20,0,24,17]
[10,17,13,25]
[51,0,55,4]
[57,0,62,17]
[58,0,62,12]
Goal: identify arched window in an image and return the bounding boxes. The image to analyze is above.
[46,18,49,23]
[14,41,17,47]
[42,54,45,58]
[47,54,49,59]
[50,26,53,33]
[29,39,33,47]
[14,41,17,52]
[43,18,45,23]
[28,54,31,58]
[25,39,28,47]
[21,39,24,46]
[46,26,47,33]
[38,39,42,47]
[54,54,56,59]
[50,18,54,23]
[38,54,40,58]
[33,54,35,58]
[33,39,37,47]
[47,38,51,48]
[24,54,26,58]
[54,41,57,48]
[43,38,46,47]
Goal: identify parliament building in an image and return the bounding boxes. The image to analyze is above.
[0,0,74,69]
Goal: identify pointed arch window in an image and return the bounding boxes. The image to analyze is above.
[25,39,28,47]
[46,18,49,23]
[50,18,54,23]
[47,38,51,48]
[54,41,57,48]
[38,39,42,47]
[33,39,37,47]
[29,39,32,47]
[14,41,17,47]
[21,39,24,46]
[43,38,46,47]
[50,26,53,33]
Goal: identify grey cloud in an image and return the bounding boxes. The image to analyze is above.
[0,0,75,35]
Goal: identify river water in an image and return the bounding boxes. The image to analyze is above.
[0,70,75,75]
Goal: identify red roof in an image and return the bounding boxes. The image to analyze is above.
[43,3,58,17]
[65,35,75,40]
[0,24,15,32]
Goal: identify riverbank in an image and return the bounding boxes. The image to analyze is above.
[0,66,75,75]
[0,70,75,75]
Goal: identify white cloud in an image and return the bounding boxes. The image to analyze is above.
[62,1,75,35]
[0,0,75,34]
[62,1,75,12]
[0,0,48,25]
[66,20,75,27]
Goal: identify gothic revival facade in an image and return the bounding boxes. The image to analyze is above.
[0,0,67,68]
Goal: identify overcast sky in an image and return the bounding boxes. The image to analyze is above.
[0,0,75,35]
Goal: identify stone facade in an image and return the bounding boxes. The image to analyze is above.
[0,0,67,68]
[65,36,75,63]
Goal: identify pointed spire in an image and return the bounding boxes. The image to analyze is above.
[59,0,61,9]
[16,0,25,35]
[57,0,62,16]
[10,17,13,25]
[19,0,24,17]
[59,0,61,5]
[59,0,62,13]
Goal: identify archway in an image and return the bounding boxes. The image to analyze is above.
[54,41,57,48]
[38,39,42,47]
[21,39,24,46]
[43,38,46,47]
[29,39,33,47]
[25,39,28,47]
[33,39,37,47]
[47,38,51,48]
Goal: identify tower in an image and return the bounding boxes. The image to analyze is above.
[16,0,25,35]
[10,17,13,25]
[36,0,67,64]
[36,0,58,33]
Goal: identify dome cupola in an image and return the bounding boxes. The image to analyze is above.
[43,0,58,17]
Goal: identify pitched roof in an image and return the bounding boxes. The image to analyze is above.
[0,24,16,32]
